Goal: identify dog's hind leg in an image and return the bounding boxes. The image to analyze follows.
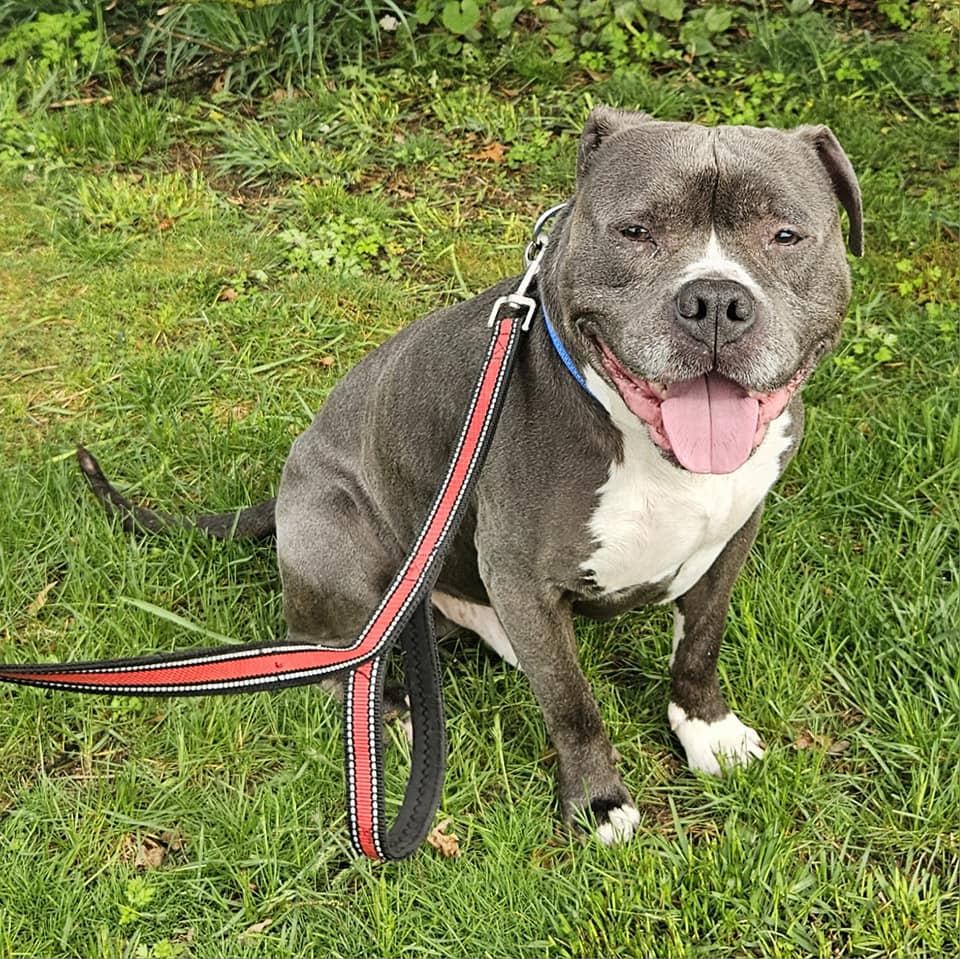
[275,481,415,720]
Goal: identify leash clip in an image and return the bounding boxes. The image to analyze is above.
[524,201,568,268]
[487,256,540,330]
[488,201,568,331]
[487,287,539,331]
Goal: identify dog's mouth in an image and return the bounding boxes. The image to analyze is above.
[593,338,806,475]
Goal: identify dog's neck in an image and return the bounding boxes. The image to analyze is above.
[541,303,594,398]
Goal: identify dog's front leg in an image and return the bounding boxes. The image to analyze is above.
[482,573,640,845]
[669,505,766,776]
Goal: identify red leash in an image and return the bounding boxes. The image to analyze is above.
[0,211,562,860]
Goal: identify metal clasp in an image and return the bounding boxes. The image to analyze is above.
[524,202,568,268]
[488,202,568,330]
[487,258,540,330]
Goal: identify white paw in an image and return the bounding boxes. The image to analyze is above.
[668,703,765,776]
[595,803,641,846]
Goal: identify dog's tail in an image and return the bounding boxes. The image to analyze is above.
[76,446,277,541]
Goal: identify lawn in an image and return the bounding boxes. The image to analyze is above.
[0,2,957,957]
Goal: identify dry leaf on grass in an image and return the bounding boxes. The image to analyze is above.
[468,142,508,163]
[427,819,461,858]
[794,731,850,755]
[121,830,185,870]
[28,581,57,616]
[136,839,166,870]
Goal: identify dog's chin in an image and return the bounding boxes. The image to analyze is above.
[588,336,807,475]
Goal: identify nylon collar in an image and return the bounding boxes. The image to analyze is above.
[524,202,597,401]
[542,305,595,399]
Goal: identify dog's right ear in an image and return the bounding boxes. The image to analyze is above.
[577,106,652,182]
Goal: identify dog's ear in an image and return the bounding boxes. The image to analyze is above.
[793,125,864,256]
[577,105,652,182]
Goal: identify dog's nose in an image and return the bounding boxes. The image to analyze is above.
[674,278,756,348]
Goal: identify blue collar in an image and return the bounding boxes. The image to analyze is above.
[542,305,595,398]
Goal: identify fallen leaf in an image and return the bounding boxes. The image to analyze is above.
[241,919,272,937]
[121,830,185,870]
[159,829,184,852]
[468,141,508,163]
[121,834,165,870]
[27,581,57,617]
[427,819,461,858]
[793,730,849,755]
[135,838,166,870]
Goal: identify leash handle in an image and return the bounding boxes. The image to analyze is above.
[346,602,445,861]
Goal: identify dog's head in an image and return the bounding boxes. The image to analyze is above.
[544,106,863,474]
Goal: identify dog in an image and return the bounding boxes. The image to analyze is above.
[79,106,863,846]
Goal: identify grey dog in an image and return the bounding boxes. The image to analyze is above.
[81,106,862,845]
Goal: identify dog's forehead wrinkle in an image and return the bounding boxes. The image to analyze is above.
[713,177,824,232]
[580,175,713,232]
[580,130,829,235]
[708,126,722,223]
[713,131,838,223]
[583,126,716,215]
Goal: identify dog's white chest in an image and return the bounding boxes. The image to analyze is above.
[581,384,794,603]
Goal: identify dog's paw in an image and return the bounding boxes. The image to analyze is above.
[569,795,641,846]
[593,800,641,846]
[668,703,765,776]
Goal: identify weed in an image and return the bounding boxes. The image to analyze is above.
[0,8,116,107]
[42,92,175,167]
[118,876,156,927]
[278,214,405,279]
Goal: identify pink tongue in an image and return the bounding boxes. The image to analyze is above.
[660,374,760,474]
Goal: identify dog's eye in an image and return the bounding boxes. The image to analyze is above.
[772,229,802,246]
[621,224,653,242]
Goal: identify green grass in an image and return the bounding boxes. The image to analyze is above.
[1,8,958,958]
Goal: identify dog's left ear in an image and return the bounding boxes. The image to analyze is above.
[577,105,653,183]
[794,125,864,256]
